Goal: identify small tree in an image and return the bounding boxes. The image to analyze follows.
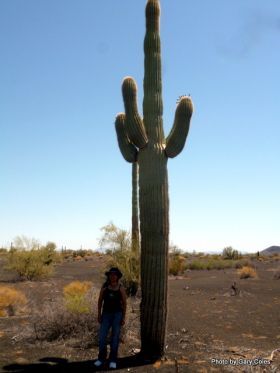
[12,235,40,251]
[99,222,130,253]
[222,246,241,260]
[99,223,140,296]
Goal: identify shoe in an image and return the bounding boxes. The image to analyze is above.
[94,359,103,367]
[109,361,117,369]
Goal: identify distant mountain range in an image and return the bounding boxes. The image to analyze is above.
[260,246,280,255]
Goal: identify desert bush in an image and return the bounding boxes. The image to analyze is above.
[0,286,27,316]
[169,244,183,256]
[60,249,74,260]
[73,250,85,258]
[100,223,140,296]
[63,281,92,314]
[108,248,140,297]
[71,249,93,258]
[5,237,59,280]
[205,259,229,270]
[6,249,54,280]
[32,303,99,346]
[182,252,190,258]
[238,266,257,279]
[186,260,209,270]
[0,248,8,255]
[186,259,233,270]
[40,242,59,265]
[169,254,186,275]
[185,258,250,271]
[234,259,250,269]
[31,287,136,348]
[32,286,99,344]
[222,246,242,260]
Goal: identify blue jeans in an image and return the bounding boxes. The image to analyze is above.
[98,311,123,362]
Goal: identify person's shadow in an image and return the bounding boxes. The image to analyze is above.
[2,354,154,372]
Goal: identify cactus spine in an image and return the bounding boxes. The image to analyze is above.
[115,0,193,358]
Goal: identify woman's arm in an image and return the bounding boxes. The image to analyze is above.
[97,287,105,323]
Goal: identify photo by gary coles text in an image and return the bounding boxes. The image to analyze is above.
[211,358,271,366]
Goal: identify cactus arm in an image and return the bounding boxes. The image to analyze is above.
[165,96,193,158]
[115,113,138,163]
[122,77,148,149]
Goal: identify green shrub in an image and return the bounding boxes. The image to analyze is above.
[234,259,249,269]
[169,254,186,275]
[186,259,237,271]
[187,260,207,270]
[0,248,8,256]
[99,223,140,296]
[40,242,60,265]
[72,249,90,258]
[108,248,140,296]
[6,249,54,280]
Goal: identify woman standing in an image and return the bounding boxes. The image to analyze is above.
[94,267,127,370]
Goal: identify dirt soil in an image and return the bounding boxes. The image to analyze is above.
[0,255,279,372]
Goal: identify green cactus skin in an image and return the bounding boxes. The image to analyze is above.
[131,162,140,253]
[115,0,193,357]
[115,113,138,163]
[115,114,140,252]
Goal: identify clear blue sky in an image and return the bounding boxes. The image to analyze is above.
[1,0,279,253]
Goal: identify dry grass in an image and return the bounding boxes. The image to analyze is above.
[32,303,99,347]
[63,281,93,314]
[0,286,27,316]
[238,266,257,279]
[31,286,100,347]
[30,285,139,350]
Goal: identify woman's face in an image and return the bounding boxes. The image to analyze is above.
[109,272,118,282]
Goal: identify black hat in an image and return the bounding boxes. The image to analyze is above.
[105,267,123,279]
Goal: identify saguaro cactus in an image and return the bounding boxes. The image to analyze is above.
[115,0,193,358]
[131,162,140,253]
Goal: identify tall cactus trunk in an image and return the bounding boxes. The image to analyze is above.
[131,162,140,253]
[138,150,169,357]
[138,0,168,357]
[115,0,193,359]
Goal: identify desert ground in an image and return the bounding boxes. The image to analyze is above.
[0,253,279,373]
